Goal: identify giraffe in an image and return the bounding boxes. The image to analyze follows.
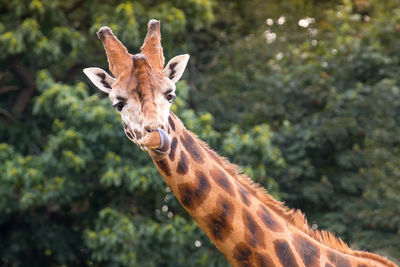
[83,20,397,267]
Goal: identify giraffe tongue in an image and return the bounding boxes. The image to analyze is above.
[142,128,171,153]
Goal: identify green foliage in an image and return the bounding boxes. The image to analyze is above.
[84,208,137,266]
[1,0,399,266]
[195,0,400,261]
[222,124,285,199]
[1,71,234,266]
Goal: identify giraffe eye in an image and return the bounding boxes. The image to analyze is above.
[113,102,126,112]
[166,93,175,103]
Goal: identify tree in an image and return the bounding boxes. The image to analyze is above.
[194,0,400,261]
[1,0,399,265]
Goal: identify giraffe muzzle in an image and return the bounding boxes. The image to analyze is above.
[141,128,171,154]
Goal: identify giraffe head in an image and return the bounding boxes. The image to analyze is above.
[83,20,189,153]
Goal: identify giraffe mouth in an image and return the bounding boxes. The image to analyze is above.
[141,128,171,154]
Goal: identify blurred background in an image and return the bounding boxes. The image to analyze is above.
[0,0,399,266]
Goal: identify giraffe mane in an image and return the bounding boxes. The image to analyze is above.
[189,132,397,267]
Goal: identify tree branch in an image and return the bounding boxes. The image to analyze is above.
[0,107,16,123]
[0,85,19,94]
[8,56,37,113]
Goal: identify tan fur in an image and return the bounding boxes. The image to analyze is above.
[89,20,398,267]
[140,20,165,74]
[97,27,132,78]
[191,128,397,267]
[157,113,397,267]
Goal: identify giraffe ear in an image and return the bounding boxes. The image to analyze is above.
[163,54,190,83]
[83,67,115,94]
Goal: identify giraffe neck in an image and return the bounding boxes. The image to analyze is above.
[147,112,396,267]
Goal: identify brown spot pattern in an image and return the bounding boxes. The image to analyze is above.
[177,151,189,175]
[243,210,266,249]
[203,196,234,242]
[209,167,235,195]
[169,137,178,161]
[255,253,275,267]
[357,264,368,267]
[233,243,274,267]
[180,130,205,163]
[328,251,351,267]
[134,130,142,140]
[155,159,171,177]
[257,205,284,232]
[233,242,252,267]
[178,171,211,210]
[239,186,251,206]
[274,239,299,267]
[293,234,320,266]
[168,116,175,131]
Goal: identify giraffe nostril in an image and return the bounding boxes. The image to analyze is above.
[144,122,164,134]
